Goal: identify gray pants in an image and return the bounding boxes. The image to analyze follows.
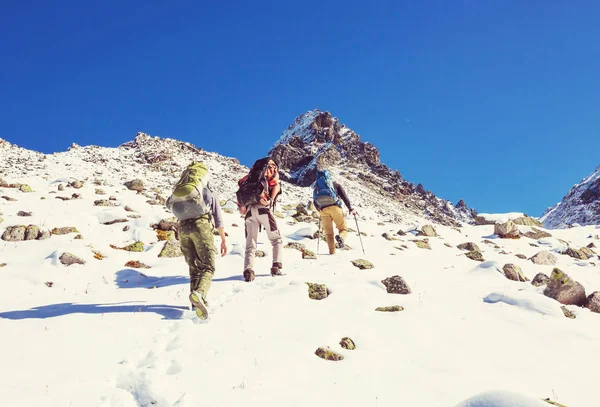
[244,204,283,271]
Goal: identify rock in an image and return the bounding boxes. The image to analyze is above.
[127,214,141,219]
[315,347,343,361]
[475,216,496,225]
[0,263,6,268]
[515,254,527,259]
[255,250,266,258]
[94,199,112,206]
[542,398,567,407]
[71,193,82,199]
[382,233,396,241]
[563,247,589,260]
[124,206,137,212]
[124,179,144,192]
[56,196,70,201]
[24,225,40,240]
[413,240,431,250]
[339,337,355,350]
[124,260,151,269]
[444,243,452,247]
[457,242,481,252]
[580,247,595,258]
[529,251,557,265]
[588,242,596,248]
[375,305,404,312]
[502,264,528,282]
[560,305,576,319]
[306,282,328,300]
[37,229,51,240]
[17,211,32,217]
[585,291,600,313]
[69,181,83,189]
[529,243,539,247]
[512,216,543,227]
[117,241,145,252]
[466,250,484,262]
[51,227,79,235]
[158,240,183,257]
[302,249,317,259]
[58,184,64,191]
[0,216,3,224]
[95,189,106,195]
[285,242,306,251]
[1,225,26,241]
[522,227,552,239]
[273,211,285,218]
[296,204,309,216]
[122,226,130,232]
[418,224,438,237]
[531,272,550,287]
[102,219,129,225]
[351,259,374,269]
[59,252,85,266]
[396,229,406,236]
[381,275,411,294]
[156,230,175,241]
[153,218,178,231]
[494,220,520,238]
[74,234,83,239]
[543,268,587,306]
[19,184,33,193]
[2,196,17,201]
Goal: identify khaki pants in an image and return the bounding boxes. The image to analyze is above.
[320,205,347,254]
[179,216,215,301]
[244,204,283,271]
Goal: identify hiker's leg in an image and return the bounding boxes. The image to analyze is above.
[257,207,283,268]
[190,217,216,300]
[321,207,335,254]
[331,206,348,242]
[179,221,200,293]
[244,206,260,271]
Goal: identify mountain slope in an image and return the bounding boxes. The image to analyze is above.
[268,109,477,227]
[541,165,600,228]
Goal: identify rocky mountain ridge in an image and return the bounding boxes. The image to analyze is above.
[541,165,600,228]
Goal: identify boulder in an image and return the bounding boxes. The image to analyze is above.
[418,224,438,237]
[24,225,40,240]
[158,240,183,258]
[502,263,528,282]
[585,291,600,313]
[580,247,595,258]
[351,259,374,269]
[59,252,85,266]
[563,247,589,260]
[413,240,431,250]
[494,220,520,238]
[306,282,328,300]
[531,273,550,287]
[529,251,557,265]
[381,275,411,294]
[124,179,144,192]
[382,233,396,241]
[315,347,343,361]
[375,305,404,312]
[457,242,481,252]
[339,337,356,350]
[543,268,587,306]
[1,225,26,241]
[466,250,484,262]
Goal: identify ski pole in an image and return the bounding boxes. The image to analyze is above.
[354,214,365,255]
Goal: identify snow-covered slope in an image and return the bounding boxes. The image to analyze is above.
[541,165,600,229]
[1,134,599,406]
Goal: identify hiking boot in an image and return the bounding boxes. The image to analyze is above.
[335,235,345,249]
[270,266,283,276]
[243,269,255,282]
[189,291,208,320]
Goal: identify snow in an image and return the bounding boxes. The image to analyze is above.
[0,141,598,407]
[276,109,320,145]
[477,212,526,223]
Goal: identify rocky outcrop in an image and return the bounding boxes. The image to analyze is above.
[512,216,543,227]
[494,220,520,238]
[541,164,600,228]
[268,109,477,226]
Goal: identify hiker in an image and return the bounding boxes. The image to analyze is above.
[236,157,283,282]
[313,169,357,254]
[166,161,227,320]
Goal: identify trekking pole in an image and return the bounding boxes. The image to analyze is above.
[353,214,365,255]
[317,215,321,256]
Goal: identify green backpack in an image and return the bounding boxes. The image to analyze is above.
[167,161,211,221]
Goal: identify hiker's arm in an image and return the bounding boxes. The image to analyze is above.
[270,183,280,202]
[206,190,227,256]
[335,183,357,215]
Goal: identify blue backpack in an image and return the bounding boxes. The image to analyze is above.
[313,170,340,208]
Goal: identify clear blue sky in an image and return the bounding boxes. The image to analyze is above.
[2,1,599,216]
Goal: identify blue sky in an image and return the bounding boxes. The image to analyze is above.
[1,1,599,216]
